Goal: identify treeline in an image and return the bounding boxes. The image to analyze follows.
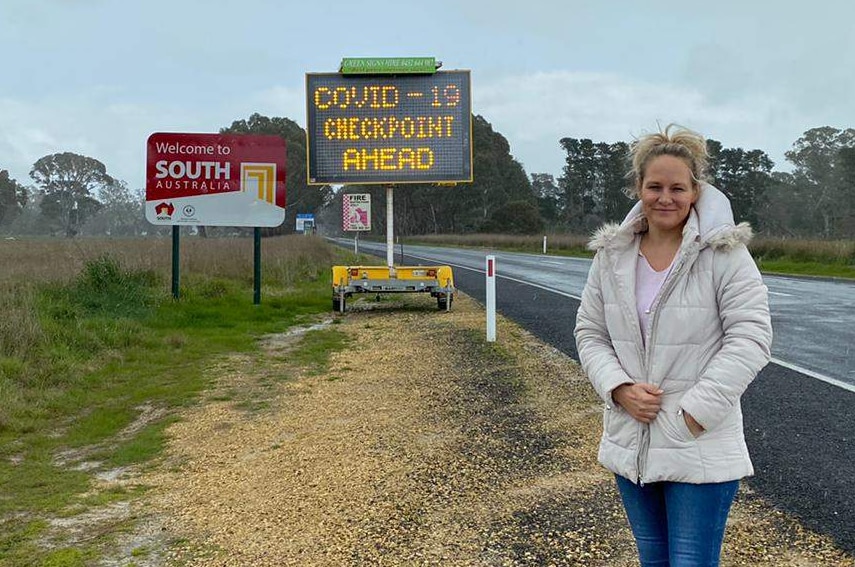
[0,113,333,239]
[539,127,855,238]
[1,115,853,239]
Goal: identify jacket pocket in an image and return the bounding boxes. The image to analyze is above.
[603,404,637,448]
[650,407,696,448]
[676,408,701,439]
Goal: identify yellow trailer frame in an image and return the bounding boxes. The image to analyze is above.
[331,264,455,312]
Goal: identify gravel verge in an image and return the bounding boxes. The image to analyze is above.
[130,293,853,566]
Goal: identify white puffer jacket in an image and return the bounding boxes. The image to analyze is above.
[574,184,772,485]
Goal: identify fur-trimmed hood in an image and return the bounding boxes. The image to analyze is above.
[588,183,753,252]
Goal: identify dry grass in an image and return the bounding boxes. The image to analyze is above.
[0,234,336,285]
[751,236,855,264]
[0,235,338,426]
[0,234,335,361]
[0,281,42,358]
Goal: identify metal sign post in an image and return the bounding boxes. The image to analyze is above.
[253,228,261,305]
[172,226,180,299]
[386,186,394,268]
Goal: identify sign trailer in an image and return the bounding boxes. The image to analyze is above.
[313,58,469,312]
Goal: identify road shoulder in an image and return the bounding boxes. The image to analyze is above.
[138,293,854,566]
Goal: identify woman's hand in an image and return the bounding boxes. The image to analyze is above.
[683,411,705,437]
[612,383,663,423]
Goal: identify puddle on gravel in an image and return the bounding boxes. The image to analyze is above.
[258,318,333,351]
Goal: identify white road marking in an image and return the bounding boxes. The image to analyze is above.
[770,358,855,393]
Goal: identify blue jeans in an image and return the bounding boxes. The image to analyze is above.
[615,475,739,567]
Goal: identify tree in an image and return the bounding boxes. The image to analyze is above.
[531,173,561,225]
[29,152,111,237]
[558,138,631,232]
[481,200,543,234]
[0,170,28,230]
[706,142,774,228]
[785,126,855,237]
[470,115,534,223]
[705,139,723,182]
[220,113,334,235]
[834,147,855,237]
[764,172,804,236]
[558,138,597,230]
[84,180,147,236]
[598,141,632,223]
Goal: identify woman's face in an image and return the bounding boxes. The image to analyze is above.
[638,155,698,235]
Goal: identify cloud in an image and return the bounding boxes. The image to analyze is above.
[0,92,217,188]
[474,71,805,175]
[249,85,307,127]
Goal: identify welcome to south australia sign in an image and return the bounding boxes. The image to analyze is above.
[145,133,286,227]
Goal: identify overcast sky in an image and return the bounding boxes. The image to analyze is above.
[1,0,852,188]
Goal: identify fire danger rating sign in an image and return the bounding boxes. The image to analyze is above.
[342,193,371,231]
[145,133,286,227]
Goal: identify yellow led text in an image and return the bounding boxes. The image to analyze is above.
[324,116,454,141]
[342,148,434,171]
[314,86,400,110]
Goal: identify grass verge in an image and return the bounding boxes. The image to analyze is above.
[0,236,349,564]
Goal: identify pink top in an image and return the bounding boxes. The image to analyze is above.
[636,253,674,342]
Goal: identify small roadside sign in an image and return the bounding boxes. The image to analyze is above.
[342,193,371,231]
[296,213,315,233]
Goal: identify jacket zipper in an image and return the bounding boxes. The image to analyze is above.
[636,251,689,485]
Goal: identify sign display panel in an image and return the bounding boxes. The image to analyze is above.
[342,193,371,231]
[145,133,286,227]
[306,70,472,185]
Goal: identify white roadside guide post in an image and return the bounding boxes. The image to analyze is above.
[486,255,497,342]
[543,235,547,254]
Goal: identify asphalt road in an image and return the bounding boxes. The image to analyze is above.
[355,240,854,390]
[341,239,855,555]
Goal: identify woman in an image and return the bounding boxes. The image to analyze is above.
[574,124,772,566]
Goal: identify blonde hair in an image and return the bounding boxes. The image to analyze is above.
[626,123,709,198]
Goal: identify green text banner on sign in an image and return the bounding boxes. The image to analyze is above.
[305,70,472,185]
[340,57,437,75]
